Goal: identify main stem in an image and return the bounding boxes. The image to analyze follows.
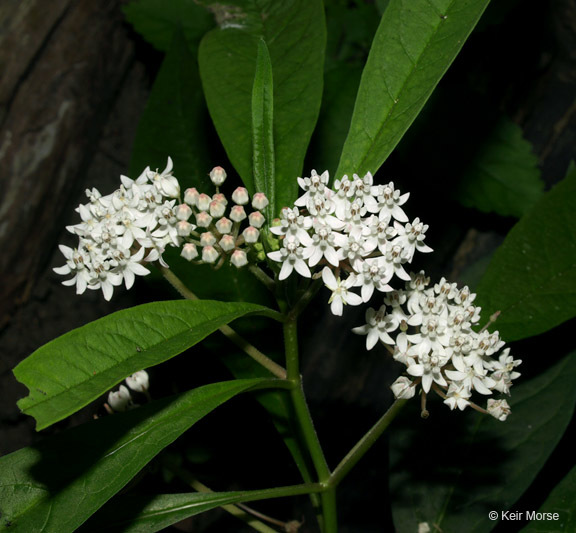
[284,318,337,533]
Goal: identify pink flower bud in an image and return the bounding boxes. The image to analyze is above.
[209,200,226,218]
[242,226,260,244]
[176,220,193,237]
[251,192,269,210]
[184,187,199,207]
[181,243,198,261]
[230,249,248,268]
[230,205,247,222]
[200,231,217,247]
[215,217,233,234]
[212,193,228,205]
[219,234,236,252]
[209,166,227,186]
[202,245,219,263]
[248,211,265,228]
[197,193,211,212]
[195,212,213,228]
[232,187,249,205]
[175,203,192,221]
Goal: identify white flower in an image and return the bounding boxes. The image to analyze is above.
[322,267,362,316]
[352,306,397,350]
[126,370,149,393]
[108,385,133,412]
[268,238,311,280]
[487,399,511,421]
[443,383,471,410]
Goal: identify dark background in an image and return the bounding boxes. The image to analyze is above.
[0,0,574,531]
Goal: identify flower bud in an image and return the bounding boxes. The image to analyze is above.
[248,211,265,228]
[200,231,217,247]
[209,166,227,186]
[181,243,198,261]
[175,203,192,221]
[184,187,199,207]
[251,192,269,210]
[390,377,416,399]
[230,249,248,268]
[176,220,193,237]
[212,193,228,205]
[219,234,236,252]
[195,212,213,228]
[232,187,249,205]
[197,193,211,212]
[209,200,226,218]
[242,226,260,244]
[126,370,149,393]
[108,385,132,412]
[202,245,219,263]
[230,205,247,222]
[215,217,233,234]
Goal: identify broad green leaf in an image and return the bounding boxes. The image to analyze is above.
[130,31,211,190]
[0,379,278,533]
[251,39,275,221]
[80,484,320,532]
[390,352,576,533]
[198,0,326,214]
[122,0,213,52]
[475,166,576,341]
[522,466,576,532]
[336,0,490,179]
[457,118,543,217]
[14,300,275,430]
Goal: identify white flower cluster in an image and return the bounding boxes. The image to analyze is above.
[353,272,522,420]
[55,159,267,300]
[107,370,149,412]
[267,170,432,315]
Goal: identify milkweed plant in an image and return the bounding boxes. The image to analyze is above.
[2,1,575,533]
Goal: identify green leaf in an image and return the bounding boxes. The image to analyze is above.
[251,39,275,221]
[522,465,576,532]
[130,31,212,191]
[390,352,576,533]
[457,118,544,217]
[80,484,320,532]
[122,0,213,52]
[197,0,326,214]
[336,0,490,178]
[475,165,576,341]
[0,379,277,532]
[14,300,274,430]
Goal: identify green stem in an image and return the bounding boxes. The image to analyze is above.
[328,399,407,487]
[248,264,276,292]
[160,266,287,379]
[284,318,336,532]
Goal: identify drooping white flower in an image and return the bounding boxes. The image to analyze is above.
[126,370,149,393]
[108,385,133,412]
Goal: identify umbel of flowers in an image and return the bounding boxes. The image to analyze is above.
[267,170,521,421]
[55,159,268,301]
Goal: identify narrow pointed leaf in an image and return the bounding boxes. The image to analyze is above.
[251,39,275,221]
[0,379,278,533]
[457,118,544,218]
[197,0,325,214]
[391,353,576,533]
[336,0,490,178]
[522,466,576,532]
[130,31,211,190]
[122,0,213,52]
[14,300,275,430]
[475,166,576,341]
[80,484,321,532]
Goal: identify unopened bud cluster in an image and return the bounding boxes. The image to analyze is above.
[107,370,149,412]
[180,166,268,269]
[54,159,268,300]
